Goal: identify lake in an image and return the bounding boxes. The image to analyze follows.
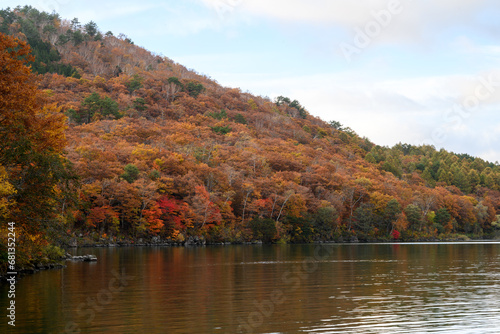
[1,242,500,333]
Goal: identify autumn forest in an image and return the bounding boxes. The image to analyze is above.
[2,6,500,271]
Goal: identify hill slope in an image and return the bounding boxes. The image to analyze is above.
[2,6,500,252]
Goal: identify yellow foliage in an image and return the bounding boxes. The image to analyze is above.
[370,192,393,214]
[154,158,164,168]
[100,133,113,140]
[78,78,91,86]
[463,196,478,206]
[354,177,373,190]
[172,152,184,163]
[131,144,158,160]
[248,99,258,110]
[0,165,16,219]
[93,76,106,85]
[174,230,183,242]
[157,177,174,194]
[36,103,67,152]
[286,194,307,218]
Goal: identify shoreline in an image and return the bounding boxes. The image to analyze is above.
[2,235,498,281]
[65,232,497,248]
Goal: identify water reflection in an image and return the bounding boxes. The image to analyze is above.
[1,243,499,333]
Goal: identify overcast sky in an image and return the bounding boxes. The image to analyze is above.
[4,0,500,162]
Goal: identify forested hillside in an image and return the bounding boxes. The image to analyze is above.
[2,6,500,269]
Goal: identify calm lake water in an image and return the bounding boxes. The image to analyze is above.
[2,242,500,333]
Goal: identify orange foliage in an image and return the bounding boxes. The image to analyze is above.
[3,8,500,246]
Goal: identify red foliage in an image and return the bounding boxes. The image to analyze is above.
[5,7,500,245]
[157,196,186,230]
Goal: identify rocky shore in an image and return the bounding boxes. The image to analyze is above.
[0,253,98,282]
[67,235,263,248]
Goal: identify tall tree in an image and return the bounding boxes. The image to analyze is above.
[84,21,98,37]
[0,32,73,233]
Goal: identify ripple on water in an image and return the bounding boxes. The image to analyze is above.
[300,265,500,334]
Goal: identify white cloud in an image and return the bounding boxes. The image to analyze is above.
[235,0,486,26]
[208,67,500,161]
[201,0,500,45]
